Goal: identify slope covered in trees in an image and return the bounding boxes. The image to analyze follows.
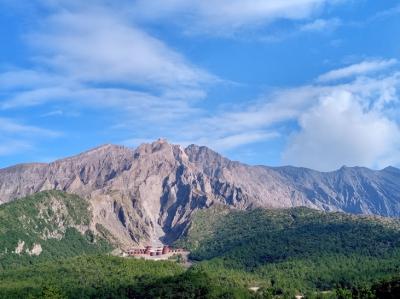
[2,193,400,298]
[0,191,112,269]
[176,205,400,296]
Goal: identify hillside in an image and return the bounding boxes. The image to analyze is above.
[1,192,400,297]
[177,206,400,295]
[0,191,112,269]
[2,205,400,298]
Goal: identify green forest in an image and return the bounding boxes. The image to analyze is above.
[1,193,400,298]
[175,205,400,298]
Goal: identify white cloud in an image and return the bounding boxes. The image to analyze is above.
[28,10,214,87]
[177,62,400,169]
[370,4,400,20]
[0,70,61,90]
[181,131,280,152]
[172,84,326,150]
[300,18,341,32]
[283,90,400,170]
[0,118,59,136]
[133,0,343,35]
[1,87,73,109]
[0,118,60,156]
[0,1,216,108]
[202,86,322,133]
[0,3,215,127]
[0,3,222,162]
[0,140,32,156]
[210,132,279,151]
[317,59,397,82]
[2,86,201,125]
[40,110,64,117]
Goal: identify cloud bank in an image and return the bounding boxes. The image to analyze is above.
[283,88,400,170]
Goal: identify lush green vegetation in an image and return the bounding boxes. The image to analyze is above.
[332,276,400,299]
[2,194,400,298]
[176,205,400,297]
[0,254,398,299]
[370,276,400,298]
[0,255,256,299]
[0,191,112,269]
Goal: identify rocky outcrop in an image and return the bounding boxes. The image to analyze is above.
[0,139,399,248]
[185,145,400,216]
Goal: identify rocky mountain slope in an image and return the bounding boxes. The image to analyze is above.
[0,191,111,268]
[0,139,399,248]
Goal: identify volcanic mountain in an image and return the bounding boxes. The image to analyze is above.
[0,139,399,248]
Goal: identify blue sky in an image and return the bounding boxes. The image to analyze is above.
[0,0,400,171]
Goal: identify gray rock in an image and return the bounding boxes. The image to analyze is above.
[0,139,399,247]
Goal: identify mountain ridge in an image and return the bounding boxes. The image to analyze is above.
[1,141,397,175]
[0,139,399,247]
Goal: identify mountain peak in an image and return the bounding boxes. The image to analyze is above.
[79,143,127,154]
[150,138,173,151]
[133,138,175,156]
[154,137,169,144]
[382,166,400,173]
[1,140,400,247]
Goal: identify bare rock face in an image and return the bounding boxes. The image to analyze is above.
[185,145,400,216]
[0,140,218,248]
[0,139,399,248]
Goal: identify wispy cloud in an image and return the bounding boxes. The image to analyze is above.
[40,109,80,118]
[317,59,397,82]
[370,4,400,21]
[28,10,214,87]
[0,140,32,156]
[0,118,60,156]
[0,70,61,90]
[132,0,344,36]
[0,1,221,159]
[300,18,342,32]
[0,118,59,136]
[205,132,279,151]
[0,3,217,122]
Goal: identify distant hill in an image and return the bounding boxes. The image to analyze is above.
[0,139,399,247]
[176,206,400,294]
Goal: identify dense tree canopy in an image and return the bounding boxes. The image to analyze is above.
[2,201,400,298]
